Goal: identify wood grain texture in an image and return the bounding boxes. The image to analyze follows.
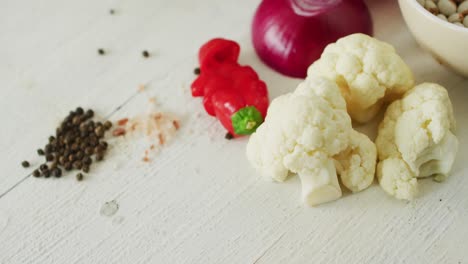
[0,0,467,263]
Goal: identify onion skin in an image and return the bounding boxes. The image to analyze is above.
[252,0,373,78]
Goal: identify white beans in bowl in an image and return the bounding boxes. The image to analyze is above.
[399,0,468,77]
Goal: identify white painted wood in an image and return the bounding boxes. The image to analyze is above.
[0,0,467,263]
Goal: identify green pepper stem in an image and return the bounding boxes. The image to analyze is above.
[231,106,264,135]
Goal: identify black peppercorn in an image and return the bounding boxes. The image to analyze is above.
[43,170,51,178]
[59,156,67,165]
[53,168,62,178]
[194,67,201,75]
[45,144,52,153]
[98,49,105,55]
[33,169,41,177]
[76,151,84,160]
[100,141,108,150]
[225,132,234,140]
[103,121,112,130]
[95,153,104,161]
[37,149,45,155]
[40,164,48,172]
[73,161,83,170]
[80,142,88,150]
[142,50,150,58]
[82,165,90,173]
[76,107,84,115]
[21,161,30,168]
[46,154,54,161]
[64,163,72,171]
[95,126,104,138]
[76,173,84,181]
[79,122,87,131]
[95,146,103,154]
[85,147,94,155]
[85,109,94,118]
[72,116,81,125]
[71,143,79,151]
[82,156,92,165]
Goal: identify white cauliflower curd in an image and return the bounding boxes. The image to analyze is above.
[307,34,414,123]
[246,77,376,206]
[376,83,458,200]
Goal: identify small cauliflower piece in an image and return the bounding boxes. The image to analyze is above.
[246,77,376,206]
[334,130,377,193]
[307,33,414,123]
[375,83,458,200]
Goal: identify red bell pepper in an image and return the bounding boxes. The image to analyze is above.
[198,38,240,71]
[190,38,269,137]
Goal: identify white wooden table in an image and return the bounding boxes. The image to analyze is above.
[1,0,467,263]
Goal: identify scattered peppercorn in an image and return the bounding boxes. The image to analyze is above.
[142,50,150,58]
[75,151,83,160]
[225,132,234,140]
[46,154,54,162]
[98,49,105,55]
[82,165,90,173]
[83,156,92,165]
[85,147,94,155]
[95,126,104,137]
[73,161,83,170]
[95,153,104,161]
[37,149,45,155]
[104,121,112,130]
[64,163,72,171]
[40,164,48,172]
[21,161,30,168]
[76,107,84,115]
[100,141,108,150]
[33,170,41,177]
[53,168,62,178]
[43,170,51,178]
[194,67,201,75]
[76,173,84,181]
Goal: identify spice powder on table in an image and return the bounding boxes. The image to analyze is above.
[113,111,180,162]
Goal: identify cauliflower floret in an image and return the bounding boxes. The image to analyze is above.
[377,158,418,200]
[246,77,376,206]
[375,83,458,200]
[334,130,377,193]
[307,33,414,123]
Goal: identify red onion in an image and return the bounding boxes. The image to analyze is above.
[252,0,373,78]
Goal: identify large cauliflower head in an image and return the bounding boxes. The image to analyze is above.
[375,83,458,200]
[246,77,376,206]
[307,33,414,123]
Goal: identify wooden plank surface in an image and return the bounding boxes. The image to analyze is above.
[0,0,467,263]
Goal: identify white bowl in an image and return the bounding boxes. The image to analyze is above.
[399,0,468,77]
